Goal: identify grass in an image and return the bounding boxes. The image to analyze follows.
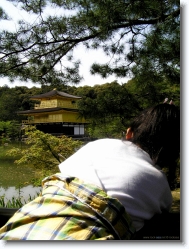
[0,192,37,208]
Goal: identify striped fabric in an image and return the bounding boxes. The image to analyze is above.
[0,173,136,240]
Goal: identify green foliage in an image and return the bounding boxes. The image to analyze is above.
[86,119,125,139]
[126,78,180,109]
[0,0,180,85]
[0,120,20,143]
[73,80,180,138]
[129,7,180,85]
[7,126,83,170]
[75,82,140,125]
[0,85,42,121]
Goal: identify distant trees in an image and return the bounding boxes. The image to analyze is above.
[74,82,138,137]
[125,78,180,108]
[0,85,41,121]
[73,80,180,138]
[0,85,42,142]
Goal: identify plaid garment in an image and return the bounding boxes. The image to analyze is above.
[0,173,136,240]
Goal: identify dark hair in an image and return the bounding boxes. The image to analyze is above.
[129,104,180,184]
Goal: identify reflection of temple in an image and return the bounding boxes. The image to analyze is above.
[17,89,88,137]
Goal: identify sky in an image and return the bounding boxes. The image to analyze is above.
[0,0,130,88]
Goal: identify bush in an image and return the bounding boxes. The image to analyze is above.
[7,126,83,171]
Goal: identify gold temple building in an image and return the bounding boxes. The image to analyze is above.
[17,89,88,137]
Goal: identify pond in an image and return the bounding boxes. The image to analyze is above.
[0,143,41,204]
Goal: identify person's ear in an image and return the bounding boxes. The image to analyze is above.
[126,128,133,140]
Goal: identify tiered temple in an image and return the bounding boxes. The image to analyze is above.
[17,89,88,137]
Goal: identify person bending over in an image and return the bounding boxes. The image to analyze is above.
[0,103,180,240]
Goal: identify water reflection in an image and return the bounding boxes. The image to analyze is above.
[0,185,41,203]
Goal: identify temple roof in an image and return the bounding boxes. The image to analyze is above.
[30,89,81,100]
[17,107,78,114]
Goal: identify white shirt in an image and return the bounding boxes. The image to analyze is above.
[59,139,172,231]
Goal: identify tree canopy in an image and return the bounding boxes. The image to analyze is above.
[0,0,180,86]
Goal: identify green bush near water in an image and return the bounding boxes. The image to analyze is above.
[7,126,83,170]
[0,142,40,188]
[0,128,83,208]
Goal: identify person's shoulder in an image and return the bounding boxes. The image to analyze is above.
[85,138,122,150]
[90,138,121,145]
